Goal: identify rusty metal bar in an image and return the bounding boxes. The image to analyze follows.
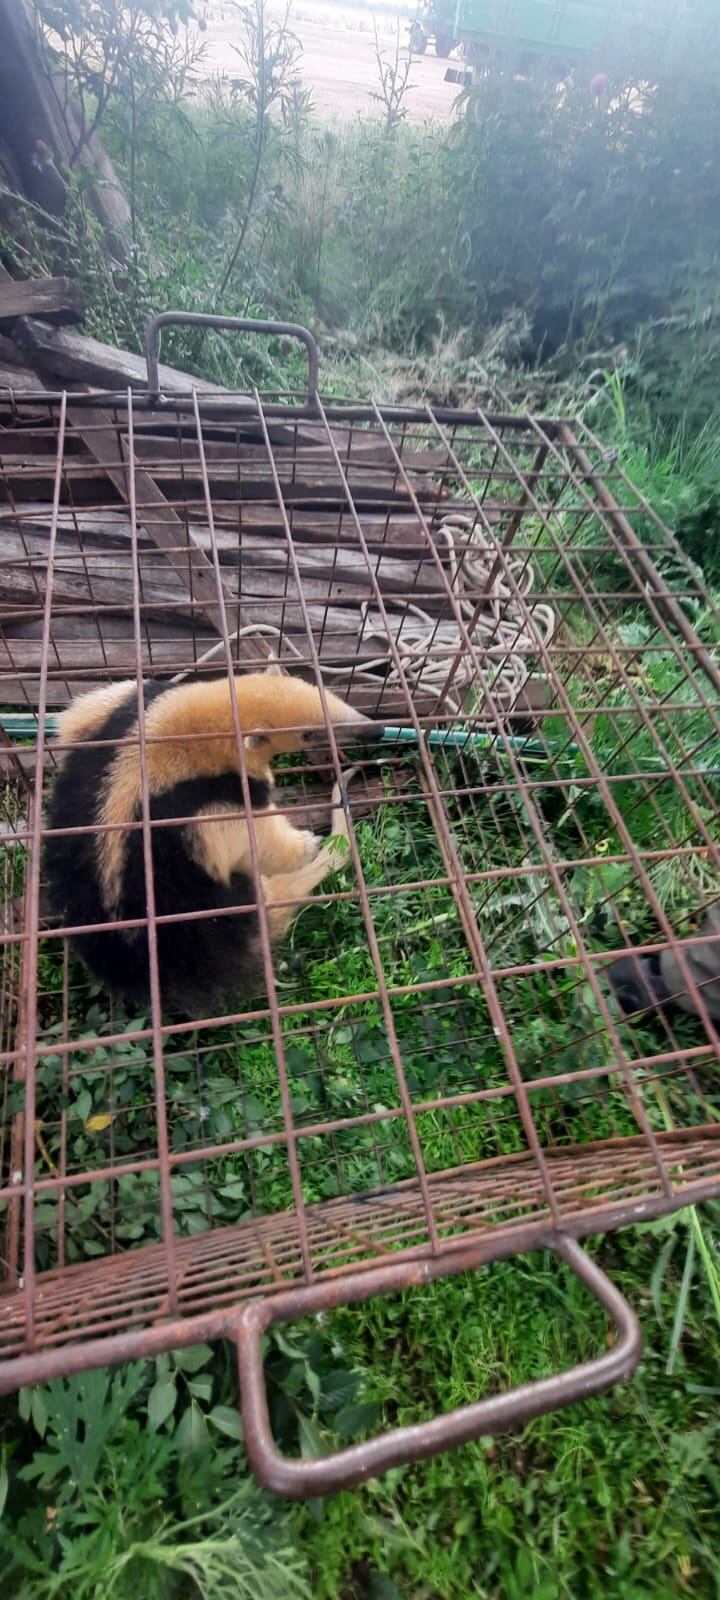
[125,392,179,1308]
[19,391,68,1349]
[144,314,320,407]
[235,1234,642,1497]
[190,387,314,1279]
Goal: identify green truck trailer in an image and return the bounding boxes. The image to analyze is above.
[409,0,717,74]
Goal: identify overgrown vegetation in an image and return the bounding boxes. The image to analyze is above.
[4,0,718,550]
[1,1,720,1595]
[4,1232,720,1599]
[3,3,719,408]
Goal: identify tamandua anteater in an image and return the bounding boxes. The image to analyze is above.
[44,673,383,1016]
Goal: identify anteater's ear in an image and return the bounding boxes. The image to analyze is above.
[244,732,269,752]
[264,660,285,678]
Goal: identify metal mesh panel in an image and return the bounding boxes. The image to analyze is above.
[0,380,718,1480]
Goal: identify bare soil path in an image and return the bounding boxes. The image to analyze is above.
[198,1,460,121]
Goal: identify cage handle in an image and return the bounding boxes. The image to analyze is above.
[231,1234,642,1499]
[143,312,320,404]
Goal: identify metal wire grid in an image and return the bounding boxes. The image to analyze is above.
[1,386,720,1397]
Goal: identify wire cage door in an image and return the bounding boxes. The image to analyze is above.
[1,315,720,1496]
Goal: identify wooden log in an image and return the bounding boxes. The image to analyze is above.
[12,322,224,394]
[0,366,50,395]
[0,277,85,330]
[0,511,450,609]
[128,432,452,473]
[74,413,451,465]
[0,533,188,614]
[0,430,444,470]
[0,456,460,521]
[0,335,27,368]
[0,492,470,557]
[1,597,371,655]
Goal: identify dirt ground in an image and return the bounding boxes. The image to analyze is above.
[198,1,460,122]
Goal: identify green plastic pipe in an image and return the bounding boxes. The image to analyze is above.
[0,711,572,763]
[3,711,718,780]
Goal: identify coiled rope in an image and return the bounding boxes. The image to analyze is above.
[173,512,556,716]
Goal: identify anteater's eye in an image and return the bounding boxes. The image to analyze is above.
[301,731,314,743]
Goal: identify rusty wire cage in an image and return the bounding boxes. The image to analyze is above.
[1,314,720,1497]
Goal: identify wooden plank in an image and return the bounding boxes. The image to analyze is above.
[0,513,449,607]
[0,428,451,476]
[0,335,27,368]
[0,493,461,554]
[12,322,223,394]
[83,414,447,462]
[0,366,50,395]
[0,458,449,512]
[128,433,451,473]
[2,596,369,652]
[67,405,272,666]
[0,277,85,330]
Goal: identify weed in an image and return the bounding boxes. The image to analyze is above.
[0,1359,310,1598]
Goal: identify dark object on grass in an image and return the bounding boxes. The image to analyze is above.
[607,905,720,1022]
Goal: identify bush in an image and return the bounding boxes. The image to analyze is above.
[6,8,720,395]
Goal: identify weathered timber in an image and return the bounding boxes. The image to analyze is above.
[67,406,272,665]
[0,278,85,330]
[12,323,223,395]
[0,337,27,369]
[0,512,449,610]
[0,366,51,395]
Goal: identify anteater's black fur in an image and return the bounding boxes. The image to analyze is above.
[44,686,269,1016]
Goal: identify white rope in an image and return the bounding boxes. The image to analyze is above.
[170,513,556,716]
[170,624,291,685]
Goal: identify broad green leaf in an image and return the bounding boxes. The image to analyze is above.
[366,1576,401,1600]
[187,1375,213,1403]
[208,1404,244,1441]
[31,1388,48,1439]
[304,1362,321,1408]
[74,1089,92,1124]
[172,1343,213,1373]
[273,1329,309,1361]
[147,1376,177,1431]
[320,1368,360,1411]
[297,1411,325,1460]
[334,1400,380,1440]
[175,1400,208,1454]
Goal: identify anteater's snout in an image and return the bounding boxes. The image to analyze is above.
[345,719,385,743]
[331,717,385,746]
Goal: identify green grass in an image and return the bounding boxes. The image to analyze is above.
[3,1226,720,1598]
[291,1233,720,1600]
